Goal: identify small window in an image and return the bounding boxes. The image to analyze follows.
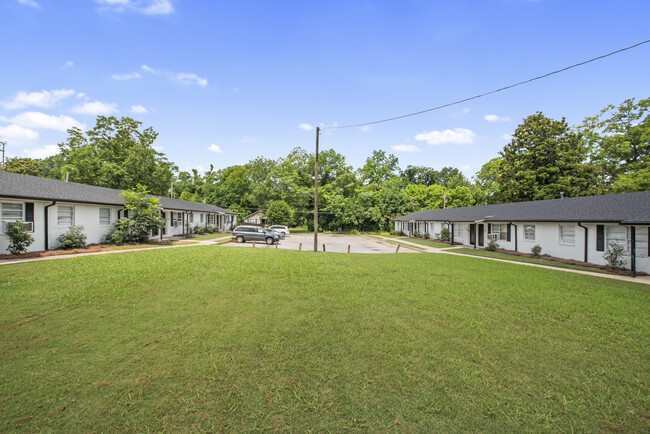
[2,202,25,233]
[489,223,508,241]
[200,214,204,223]
[559,225,575,246]
[99,208,111,225]
[189,213,194,223]
[524,225,535,241]
[57,206,74,227]
[453,224,463,238]
[605,226,626,250]
[631,227,648,258]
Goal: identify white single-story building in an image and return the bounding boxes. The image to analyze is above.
[394,191,650,277]
[243,209,267,225]
[0,171,237,253]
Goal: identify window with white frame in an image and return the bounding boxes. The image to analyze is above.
[524,224,536,241]
[2,202,24,232]
[605,226,626,250]
[559,225,575,246]
[200,213,204,223]
[189,213,194,223]
[453,224,463,239]
[57,206,74,227]
[99,208,111,225]
[488,223,508,241]
[631,228,648,258]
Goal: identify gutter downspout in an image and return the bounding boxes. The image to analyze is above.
[577,222,588,263]
[630,226,636,278]
[509,222,518,252]
[44,201,56,251]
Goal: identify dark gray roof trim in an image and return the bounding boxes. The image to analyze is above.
[394,191,650,225]
[0,171,236,214]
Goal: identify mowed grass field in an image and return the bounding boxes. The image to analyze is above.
[0,247,648,432]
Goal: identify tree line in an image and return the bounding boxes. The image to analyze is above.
[2,96,648,231]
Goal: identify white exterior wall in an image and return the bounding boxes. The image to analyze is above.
[394,218,650,274]
[1,198,121,253]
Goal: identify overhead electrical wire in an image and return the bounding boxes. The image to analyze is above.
[321,39,650,130]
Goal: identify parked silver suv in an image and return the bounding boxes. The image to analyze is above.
[232,225,281,245]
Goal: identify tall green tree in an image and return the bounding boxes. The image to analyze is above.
[58,116,175,195]
[498,112,598,202]
[266,200,292,225]
[580,96,649,192]
[4,157,40,176]
[358,150,399,187]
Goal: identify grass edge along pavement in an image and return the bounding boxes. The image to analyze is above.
[0,246,648,432]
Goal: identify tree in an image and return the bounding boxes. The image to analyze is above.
[107,184,162,244]
[58,116,175,195]
[473,157,502,204]
[358,150,400,187]
[498,112,598,202]
[266,200,292,225]
[581,96,649,192]
[4,157,40,176]
[401,165,441,186]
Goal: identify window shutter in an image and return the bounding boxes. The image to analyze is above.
[25,203,34,223]
[596,225,604,251]
[507,224,511,242]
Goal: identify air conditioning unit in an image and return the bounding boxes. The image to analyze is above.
[487,233,498,240]
[2,221,33,233]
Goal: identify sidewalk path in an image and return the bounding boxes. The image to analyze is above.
[373,236,650,286]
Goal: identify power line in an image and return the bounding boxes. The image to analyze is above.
[322,39,650,130]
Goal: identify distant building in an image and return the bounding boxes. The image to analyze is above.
[0,171,237,253]
[243,209,267,226]
[394,191,650,276]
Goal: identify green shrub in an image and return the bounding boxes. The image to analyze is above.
[348,229,359,235]
[531,245,542,257]
[486,239,499,251]
[194,226,206,235]
[603,242,627,269]
[439,228,451,241]
[413,230,421,238]
[423,232,430,239]
[57,225,87,249]
[5,222,34,255]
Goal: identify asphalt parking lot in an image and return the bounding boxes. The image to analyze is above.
[223,233,420,254]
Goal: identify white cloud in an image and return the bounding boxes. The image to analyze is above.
[130,105,148,114]
[25,145,59,159]
[95,0,174,15]
[0,124,39,142]
[176,73,208,87]
[461,165,471,170]
[484,114,511,122]
[298,123,313,131]
[64,60,74,68]
[112,72,141,80]
[71,101,118,115]
[76,92,86,99]
[415,128,475,145]
[1,89,75,110]
[10,112,85,131]
[207,144,222,153]
[18,0,40,8]
[360,125,371,132]
[391,144,420,152]
[141,64,160,74]
[501,134,513,141]
[241,136,255,143]
[463,107,470,113]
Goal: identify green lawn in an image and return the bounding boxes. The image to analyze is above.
[0,248,648,431]
[191,233,231,241]
[450,247,615,275]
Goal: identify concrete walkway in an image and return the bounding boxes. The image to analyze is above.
[373,236,650,286]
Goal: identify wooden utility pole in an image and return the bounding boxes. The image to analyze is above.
[314,127,320,252]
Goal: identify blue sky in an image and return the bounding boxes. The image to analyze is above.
[1,0,649,178]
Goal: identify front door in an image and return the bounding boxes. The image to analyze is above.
[470,224,476,245]
[478,224,484,247]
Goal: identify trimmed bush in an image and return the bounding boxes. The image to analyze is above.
[531,245,542,257]
[486,239,499,251]
[603,242,627,269]
[423,232,430,239]
[5,222,34,255]
[439,228,451,241]
[58,225,87,249]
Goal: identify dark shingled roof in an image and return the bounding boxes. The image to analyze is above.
[394,191,650,225]
[0,171,236,214]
